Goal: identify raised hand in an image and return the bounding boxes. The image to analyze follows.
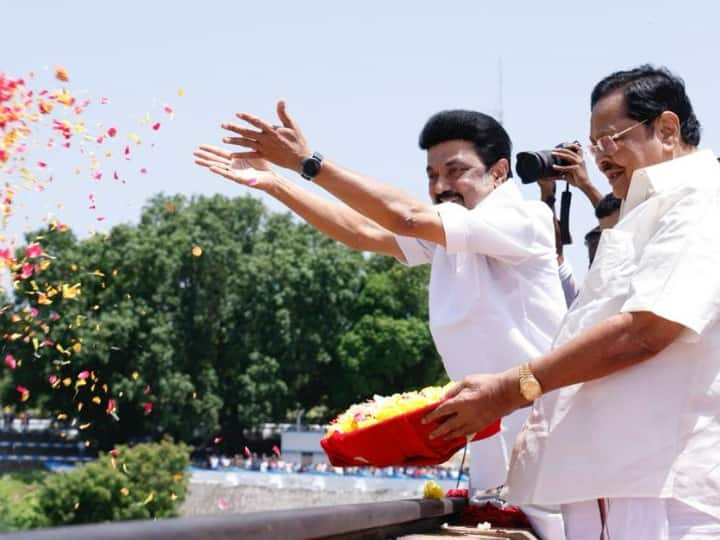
[220,99,312,172]
[539,143,603,207]
[548,143,591,187]
[193,144,278,191]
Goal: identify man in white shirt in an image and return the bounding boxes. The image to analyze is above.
[425,65,720,539]
[194,108,567,492]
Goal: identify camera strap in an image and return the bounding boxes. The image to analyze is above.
[560,182,572,245]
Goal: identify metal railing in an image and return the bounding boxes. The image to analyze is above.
[3,497,467,540]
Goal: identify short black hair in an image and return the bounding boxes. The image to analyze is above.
[595,193,621,219]
[419,110,513,177]
[585,226,601,243]
[590,65,701,146]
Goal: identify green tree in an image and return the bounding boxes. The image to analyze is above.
[334,255,445,405]
[1,193,442,448]
[36,439,190,526]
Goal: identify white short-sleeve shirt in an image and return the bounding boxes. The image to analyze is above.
[395,180,567,488]
[506,150,720,520]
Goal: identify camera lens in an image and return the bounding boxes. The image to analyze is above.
[515,150,556,184]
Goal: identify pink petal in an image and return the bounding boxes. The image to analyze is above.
[25,243,42,258]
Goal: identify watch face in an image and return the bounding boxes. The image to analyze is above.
[520,380,541,400]
[303,159,321,178]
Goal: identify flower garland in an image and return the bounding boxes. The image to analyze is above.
[326,382,454,436]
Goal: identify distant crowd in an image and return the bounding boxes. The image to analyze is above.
[201,452,468,481]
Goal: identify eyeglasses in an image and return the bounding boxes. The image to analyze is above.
[588,119,649,158]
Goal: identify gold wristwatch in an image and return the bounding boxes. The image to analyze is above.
[519,363,542,401]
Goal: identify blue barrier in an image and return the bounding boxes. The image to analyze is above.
[0,441,77,449]
[0,454,93,463]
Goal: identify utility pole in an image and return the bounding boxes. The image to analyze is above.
[497,57,504,126]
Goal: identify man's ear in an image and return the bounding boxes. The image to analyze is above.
[656,111,682,148]
[490,158,510,184]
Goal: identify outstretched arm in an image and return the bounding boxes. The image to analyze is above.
[221,100,446,246]
[193,145,403,258]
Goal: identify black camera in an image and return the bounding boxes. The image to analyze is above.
[515,141,580,184]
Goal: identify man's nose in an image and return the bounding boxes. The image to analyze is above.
[433,174,452,193]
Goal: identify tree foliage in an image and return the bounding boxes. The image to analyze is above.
[0,194,443,449]
[0,440,189,531]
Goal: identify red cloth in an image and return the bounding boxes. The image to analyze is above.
[321,402,501,467]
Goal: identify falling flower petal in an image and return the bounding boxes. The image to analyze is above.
[16,385,30,401]
[4,355,17,369]
[54,66,69,82]
[25,243,42,258]
[217,499,229,510]
[61,283,81,299]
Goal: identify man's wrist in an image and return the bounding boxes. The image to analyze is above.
[300,151,324,180]
[500,367,531,410]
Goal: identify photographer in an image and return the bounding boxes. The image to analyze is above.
[529,143,603,305]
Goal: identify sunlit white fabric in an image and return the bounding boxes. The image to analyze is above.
[507,150,720,522]
[395,180,567,489]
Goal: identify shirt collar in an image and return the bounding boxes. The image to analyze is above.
[620,149,719,218]
[478,179,522,208]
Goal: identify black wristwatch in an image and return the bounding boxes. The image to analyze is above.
[300,152,324,181]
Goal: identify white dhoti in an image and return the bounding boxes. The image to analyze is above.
[562,498,720,540]
[469,407,527,490]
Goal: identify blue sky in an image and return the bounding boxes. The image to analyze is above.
[2,0,719,280]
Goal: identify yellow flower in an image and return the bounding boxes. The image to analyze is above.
[325,382,455,436]
[423,480,444,499]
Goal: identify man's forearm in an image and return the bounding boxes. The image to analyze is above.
[267,175,400,256]
[578,180,603,208]
[312,160,445,244]
[520,311,685,394]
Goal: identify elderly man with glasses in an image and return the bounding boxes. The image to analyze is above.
[426,64,720,539]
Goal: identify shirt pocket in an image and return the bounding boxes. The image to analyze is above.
[581,229,637,299]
